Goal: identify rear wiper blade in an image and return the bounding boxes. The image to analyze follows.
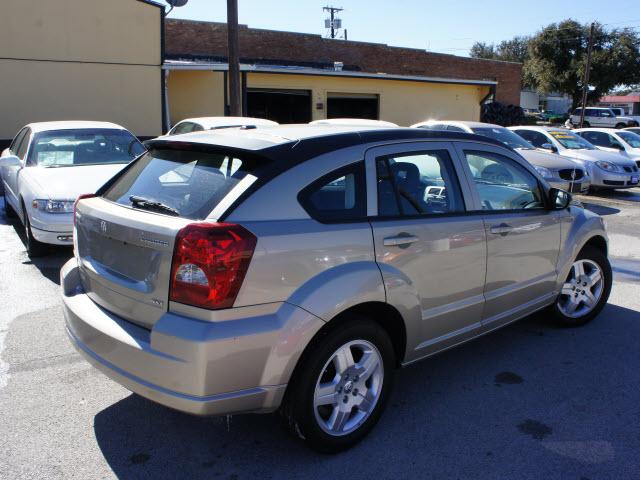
[129,195,179,216]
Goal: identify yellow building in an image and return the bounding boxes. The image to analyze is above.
[0,0,164,146]
[164,20,522,127]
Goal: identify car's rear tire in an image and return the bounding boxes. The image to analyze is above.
[551,246,612,327]
[2,191,17,218]
[281,316,395,453]
[615,123,626,129]
[21,202,48,257]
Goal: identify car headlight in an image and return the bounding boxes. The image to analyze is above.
[31,199,75,213]
[595,161,621,172]
[533,165,553,179]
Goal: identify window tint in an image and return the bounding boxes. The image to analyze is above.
[464,150,545,211]
[376,150,463,216]
[10,128,27,153]
[472,127,534,149]
[618,131,640,148]
[104,148,267,220]
[16,129,31,159]
[585,109,597,117]
[299,162,367,222]
[579,131,621,148]
[514,130,549,148]
[548,130,594,150]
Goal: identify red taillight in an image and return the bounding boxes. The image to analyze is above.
[74,194,96,226]
[169,223,257,310]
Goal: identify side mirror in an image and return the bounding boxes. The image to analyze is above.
[0,155,21,168]
[549,187,572,210]
[541,143,558,153]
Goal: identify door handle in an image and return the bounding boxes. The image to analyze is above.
[490,223,513,236]
[383,234,419,247]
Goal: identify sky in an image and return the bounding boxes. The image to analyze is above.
[165,0,640,56]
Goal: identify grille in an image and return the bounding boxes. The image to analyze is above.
[558,169,584,181]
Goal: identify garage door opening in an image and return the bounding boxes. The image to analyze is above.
[327,93,379,120]
[246,88,311,124]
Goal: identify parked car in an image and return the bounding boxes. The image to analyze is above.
[0,121,145,256]
[63,125,612,452]
[574,128,640,168]
[412,121,590,193]
[509,126,639,190]
[570,107,639,129]
[164,117,278,136]
[309,118,398,127]
[609,108,640,125]
[540,110,568,124]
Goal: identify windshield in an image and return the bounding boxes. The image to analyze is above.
[548,130,595,150]
[29,129,145,167]
[618,131,640,148]
[472,127,534,150]
[103,147,268,220]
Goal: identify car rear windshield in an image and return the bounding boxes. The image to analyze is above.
[29,129,145,167]
[472,127,534,150]
[102,147,265,220]
[548,130,594,150]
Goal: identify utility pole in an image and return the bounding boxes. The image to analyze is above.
[227,0,241,116]
[579,22,595,128]
[323,6,343,39]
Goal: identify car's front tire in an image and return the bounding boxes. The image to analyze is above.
[552,246,612,327]
[2,191,17,218]
[21,202,48,257]
[281,317,395,453]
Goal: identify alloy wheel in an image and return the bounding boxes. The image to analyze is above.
[313,339,384,436]
[557,259,604,318]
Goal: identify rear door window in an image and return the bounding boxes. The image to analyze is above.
[103,148,268,220]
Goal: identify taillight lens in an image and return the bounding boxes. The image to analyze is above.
[169,223,257,310]
[74,194,96,226]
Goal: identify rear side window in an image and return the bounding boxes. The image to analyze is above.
[103,148,267,220]
[513,130,549,148]
[299,162,367,222]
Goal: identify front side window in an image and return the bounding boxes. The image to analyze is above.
[104,148,267,220]
[548,130,595,150]
[465,150,545,211]
[28,129,145,167]
[376,150,463,216]
[299,163,367,222]
[617,131,640,148]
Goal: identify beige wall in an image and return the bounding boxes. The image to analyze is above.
[167,71,225,125]
[247,73,488,126]
[166,70,489,127]
[0,60,162,138]
[0,0,161,64]
[0,0,162,141]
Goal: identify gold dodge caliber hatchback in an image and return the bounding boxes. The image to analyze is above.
[62,125,612,452]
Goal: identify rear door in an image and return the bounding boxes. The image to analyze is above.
[454,142,563,328]
[368,142,487,358]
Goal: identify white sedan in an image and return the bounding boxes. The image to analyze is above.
[0,121,145,256]
[574,128,640,168]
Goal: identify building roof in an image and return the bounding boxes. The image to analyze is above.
[164,19,523,104]
[600,95,640,103]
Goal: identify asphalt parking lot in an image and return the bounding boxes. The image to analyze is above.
[1,191,640,480]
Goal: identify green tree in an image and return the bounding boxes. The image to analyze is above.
[470,36,529,63]
[525,20,640,108]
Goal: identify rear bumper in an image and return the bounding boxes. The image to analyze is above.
[60,259,325,416]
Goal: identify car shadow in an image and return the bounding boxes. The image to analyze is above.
[93,303,640,479]
[589,188,640,204]
[581,202,620,216]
